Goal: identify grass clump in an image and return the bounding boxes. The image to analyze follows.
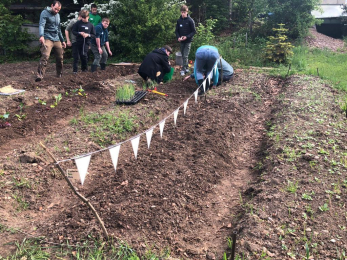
[80,110,138,147]
[116,84,136,101]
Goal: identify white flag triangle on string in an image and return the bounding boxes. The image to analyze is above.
[203,80,206,92]
[183,99,188,115]
[109,145,121,173]
[146,128,154,149]
[75,155,91,185]
[214,64,217,74]
[173,109,179,125]
[131,135,140,159]
[194,90,198,103]
[159,119,166,138]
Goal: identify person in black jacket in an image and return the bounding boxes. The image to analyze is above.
[138,45,172,85]
[175,5,196,76]
[72,9,95,73]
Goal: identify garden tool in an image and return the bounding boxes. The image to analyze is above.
[148,87,168,97]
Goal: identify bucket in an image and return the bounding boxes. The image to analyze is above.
[163,67,174,82]
[175,52,183,66]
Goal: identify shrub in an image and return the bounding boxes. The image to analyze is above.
[189,18,217,60]
[264,24,293,64]
[0,4,34,61]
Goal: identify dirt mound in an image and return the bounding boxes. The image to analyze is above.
[305,28,345,51]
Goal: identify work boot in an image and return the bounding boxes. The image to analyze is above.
[100,63,106,70]
[197,79,205,96]
[91,64,97,72]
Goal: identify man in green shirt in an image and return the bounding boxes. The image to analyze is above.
[89,4,101,26]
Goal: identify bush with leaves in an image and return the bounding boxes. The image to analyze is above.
[189,18,217,60]
[0,3,34,61]
[107,0,183,61]
[264,24,293,64]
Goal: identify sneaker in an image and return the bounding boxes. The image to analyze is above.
[35,75,43,82]
[73,71,77,74]
[184,68,190,74]
[180,70,185,76]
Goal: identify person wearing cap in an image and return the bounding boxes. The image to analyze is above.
[138,45,172,85]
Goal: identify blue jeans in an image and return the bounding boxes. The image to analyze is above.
[195,47,219,81]
[180,42,191,70]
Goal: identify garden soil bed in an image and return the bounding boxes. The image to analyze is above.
[0,52,346,259]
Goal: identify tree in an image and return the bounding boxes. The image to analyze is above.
[108,0,183,60]
[0,0,33,60]
[264,0,320,38]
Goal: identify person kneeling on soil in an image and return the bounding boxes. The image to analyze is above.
[90,17,112,72]
[138,46,172,86]
[193,45,220,95]
[184,57,234,86]
[72,9,95,73]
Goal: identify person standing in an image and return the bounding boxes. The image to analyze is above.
[138,46,172,85]
[72,9,95,72]
[36,0,66,82]
[65,11,82,74]
[175,4,196,76]
[89,3,102,27]
[90,18,112,72]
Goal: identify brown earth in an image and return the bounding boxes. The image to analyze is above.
[0,28,346,259]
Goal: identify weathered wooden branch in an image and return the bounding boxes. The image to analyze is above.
[39,142,109,239]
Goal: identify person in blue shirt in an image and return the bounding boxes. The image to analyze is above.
[184,57,234,86]
[36,1,66,82]
[193,45,220,95]
[90,18,112,72]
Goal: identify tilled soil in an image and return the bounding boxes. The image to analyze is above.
[0,56,346,259]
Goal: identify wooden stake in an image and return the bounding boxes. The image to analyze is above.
[39,142,109,239]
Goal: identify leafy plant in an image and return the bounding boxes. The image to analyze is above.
[190,18,217,60]
[116,84,135,101]
[286,180,299,193]
[340,94,347,118]
[38,99,46,105]
[0,112,9,121]
[319,203,329,212]
[264,24,294,64]
[50,93,62,108]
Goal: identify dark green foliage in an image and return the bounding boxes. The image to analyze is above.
[189,18,216,60]
[188,0,229,31]
[0,3,34,62]
[108,0,182,61]
[264,0,320,39]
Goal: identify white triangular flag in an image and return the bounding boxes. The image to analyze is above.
[131,135,140,159]
[203,80,206,92]
[75,155,91,185]
[214,64,217,74]
[173,109,179,125]
[146,128,154,149]
[159,119,166,138]
[194,90,198,103]
[109,145,121,173]
[183,99,188,115]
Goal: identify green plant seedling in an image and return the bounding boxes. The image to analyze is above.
[319,203,329,212]
[286,180,299,193]
[38,99,46,105]
[116,84,136,101]
[50,93,62,108]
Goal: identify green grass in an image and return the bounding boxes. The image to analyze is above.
[71,110,138,147]
[0,237,168,260]
[283,46,347,92]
